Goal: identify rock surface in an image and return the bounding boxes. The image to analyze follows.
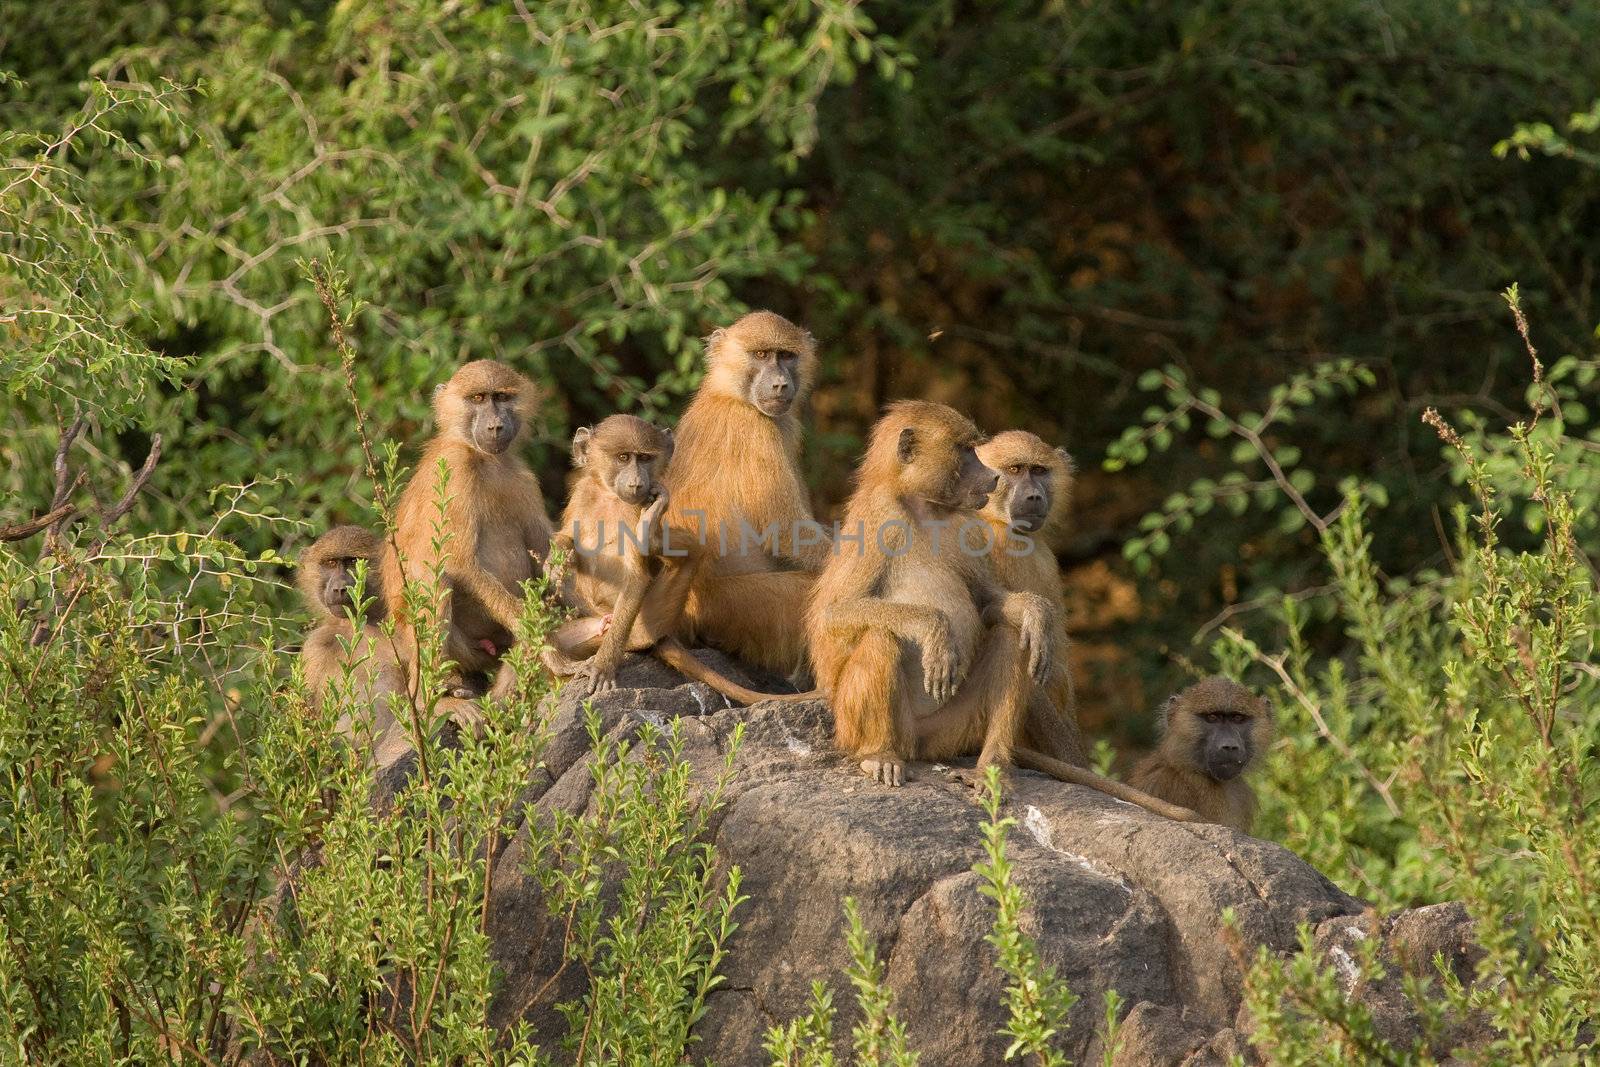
[376,650,1477,1065]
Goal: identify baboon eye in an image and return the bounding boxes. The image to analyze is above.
[494,391,511,403]
[470,392,486,403]
[1008,465,1023,475]
[1032,466,1049,476]
[776,349,796,360]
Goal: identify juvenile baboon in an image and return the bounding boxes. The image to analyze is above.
[550,415,819,704]
[381,360,552,698]
[807,401,1196,821]
[664,311,824,674]
[298,526,405,736]
[1129,677,1272,832]
[976,431,1087,767]
[299,525,481,751]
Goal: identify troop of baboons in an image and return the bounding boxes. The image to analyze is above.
[298,311,1271,832]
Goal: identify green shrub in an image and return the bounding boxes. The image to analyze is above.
[1221,296,1599,1061]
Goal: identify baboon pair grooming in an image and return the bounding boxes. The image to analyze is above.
[811,406,1268,824]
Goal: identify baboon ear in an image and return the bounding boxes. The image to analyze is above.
[1157,695,1177,732]
[433,383,446,400]
[704,328,726,364]
[897,427,917,464]
[1054,446,1076,475]
[571,426,593,468]
[658,427,675,463]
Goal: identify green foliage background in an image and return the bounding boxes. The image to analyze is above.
[6,0,1599,704]
[2,0,1599,1062]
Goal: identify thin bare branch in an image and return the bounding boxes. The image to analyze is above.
[0,504,78,543]
[101,435,163,524]
[1230,632,1404,819]
[50,413,86,511]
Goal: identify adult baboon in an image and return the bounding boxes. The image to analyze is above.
[976,430,1087,767]
[807,401,1196,821]
[1130,677,1272,832]
[665,311,824,674]
[381,360,552,699]
[550,414,818,704]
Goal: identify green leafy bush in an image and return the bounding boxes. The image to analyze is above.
[1217,298,1599,1061]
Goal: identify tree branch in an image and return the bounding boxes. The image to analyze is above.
[101,435,163,524]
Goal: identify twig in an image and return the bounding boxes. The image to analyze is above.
[1183,386,1345,533]
[1230,632,1404,819]
[45,413,87,548]
[101,435,163,523]
[0,503,78,542]
[50,412,86,509]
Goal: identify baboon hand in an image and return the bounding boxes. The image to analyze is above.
[1018,601,1049,683]
[920,615,962,702]
[572,661,618,697]
[442,697,485,738]
[643,483,670,521]
[860,753,906,787]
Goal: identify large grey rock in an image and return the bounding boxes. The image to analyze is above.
[376,649,1480,1064]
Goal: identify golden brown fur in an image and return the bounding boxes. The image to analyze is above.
[975,431,1086,766]
[550,415,819,704]
[1130,677,1273,831]
[381,360,552,698]
[300,524,483,751]
[297,525,407,746]
[808,402,1196,820]
[665,311,823,674]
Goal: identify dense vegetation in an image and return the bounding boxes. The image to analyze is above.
[2,1,1596,1062]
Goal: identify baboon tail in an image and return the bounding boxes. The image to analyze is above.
[1013,747,1201,822]
[653,638,823,706]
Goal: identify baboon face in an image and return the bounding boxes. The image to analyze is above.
[977,431,1073,535]
[707,311,817,419]
[436,360,537,457]
[464,390,520,454]
[574,415,673,508]
[298,526,382,619]
[952,442,1000,511]
[1197,709,1255,781]
[1169,677,1271,782]
[877,401,998,511]
[318,555,360,613]
[746,346,802,417]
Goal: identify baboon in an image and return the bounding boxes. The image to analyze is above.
[807,401,1196,821]
[976,431,1087,767]
[550,415,819,704]
[299,525,481,751]
[381,360,552,699]
[664,311,824,674]
[1130,677,1272,832]
[298,526,406,737]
